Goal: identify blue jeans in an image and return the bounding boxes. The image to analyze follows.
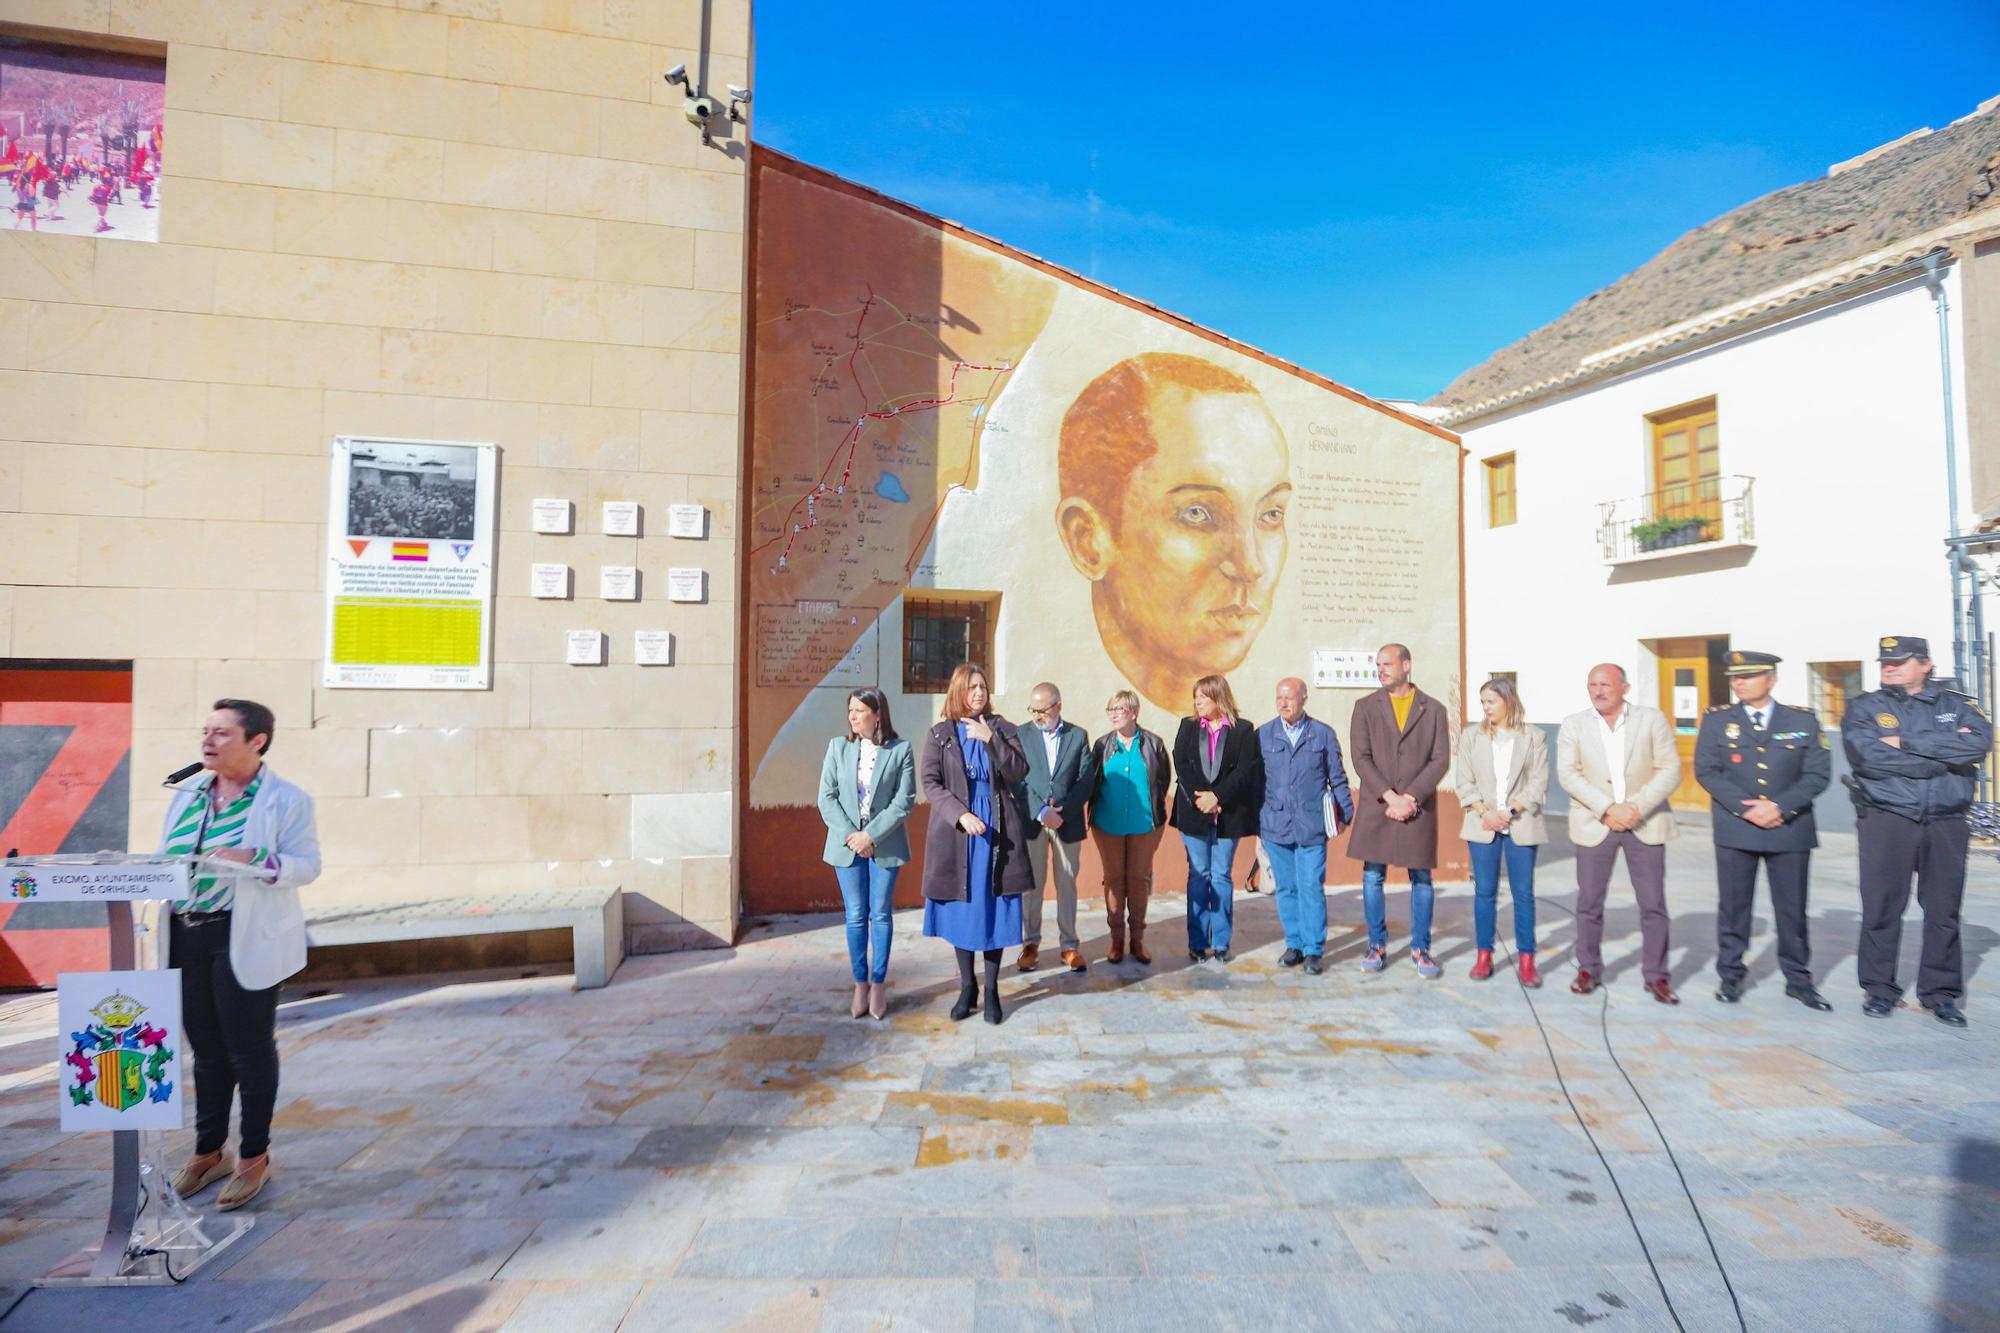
[1469,834,1538,954]
[834,857,898,983]
[1363,862,1435,953]
[1266,841,1328,956]
[1181,829,1238,952]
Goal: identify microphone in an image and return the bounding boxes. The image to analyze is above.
[163,762,204,788]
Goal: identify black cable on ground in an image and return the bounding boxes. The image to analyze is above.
[1495,929,1686,1332]
[1507,895,1748,1333]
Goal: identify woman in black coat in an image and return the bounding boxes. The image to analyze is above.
[1171,673,1262,964]
[918,663,1031,1024]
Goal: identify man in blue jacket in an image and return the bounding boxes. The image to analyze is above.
[1845,635,1993,1026]
[1259,677,1355,974]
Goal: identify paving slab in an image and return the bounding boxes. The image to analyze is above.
[0,822,1995,1326]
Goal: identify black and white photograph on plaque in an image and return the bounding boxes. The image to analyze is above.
[344,442,479,541]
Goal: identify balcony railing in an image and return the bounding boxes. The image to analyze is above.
[1597,475,1755,565]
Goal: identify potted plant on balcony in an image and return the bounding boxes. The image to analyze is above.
[1632,515,1711,552]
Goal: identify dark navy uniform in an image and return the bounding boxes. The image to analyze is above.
[1845,636,1992,1022]
[1693,651,1831,999]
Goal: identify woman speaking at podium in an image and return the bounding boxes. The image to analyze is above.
[158,698,321,1212]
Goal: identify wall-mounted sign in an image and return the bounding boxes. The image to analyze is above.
[565,630,605,665]
[667,568,705,603]
[635,631,675,665]
[603,501,640,537]
[324,437,496,690]
[668,504,708,539]
[1312,650,1379,691]
[531,564,570,599]
[600,566,638,601]
[531,498,573,534]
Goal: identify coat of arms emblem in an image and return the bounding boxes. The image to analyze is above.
[8,868,34,899]
[67,990,174,1112]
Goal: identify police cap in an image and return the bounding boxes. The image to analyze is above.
[1723,650,1780,676]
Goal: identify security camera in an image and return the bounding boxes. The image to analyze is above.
[684,96,716,127]
[726,84,751,103]
[664,63,688,88]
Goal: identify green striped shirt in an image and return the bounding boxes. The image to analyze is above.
[166,771,265,913]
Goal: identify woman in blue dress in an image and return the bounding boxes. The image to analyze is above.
[918,663,1032,1024]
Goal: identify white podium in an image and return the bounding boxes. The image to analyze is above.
[11,853,265,1286]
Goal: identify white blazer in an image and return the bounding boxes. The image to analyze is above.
[158,765,322,990]
[1555,704,1682,848]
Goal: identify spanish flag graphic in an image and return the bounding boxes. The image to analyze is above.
[392,542,428,562]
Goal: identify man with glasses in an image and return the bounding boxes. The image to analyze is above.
[1016,682,1097,972]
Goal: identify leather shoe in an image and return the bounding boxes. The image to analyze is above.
[1107,936,1125,964]
[1279,948,1305,968]
[1926,1001,1969,1027]
[1469,948,1494,981]
[1061,948,1087,973]
[1570,969,1598,995]
[1018,944,1039,973]
[1715,978,1742,1004]
[1862,995,1896,1018]
[1131,935,1152,965]
[950,982,979,1021]
[1303,956,1323,976]
[1785,983,1833,1012]
[1646,977,1679,1005]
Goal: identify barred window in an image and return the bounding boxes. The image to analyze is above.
[902,594,997,694]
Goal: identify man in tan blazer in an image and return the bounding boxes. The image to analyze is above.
[1556,663,1683,1002]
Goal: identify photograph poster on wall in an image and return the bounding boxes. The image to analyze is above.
[322,437,498,689]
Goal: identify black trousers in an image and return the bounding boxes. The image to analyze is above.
[1715,846,1812,986]
[1857,809,1969,1006]
[170,914,281,1158]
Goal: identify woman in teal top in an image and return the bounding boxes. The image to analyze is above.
[1086,689,1171,965]
[817,687,916,1020]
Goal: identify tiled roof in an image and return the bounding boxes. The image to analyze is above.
[1430,96,2000,424]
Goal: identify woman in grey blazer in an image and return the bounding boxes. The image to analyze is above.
[1454,677,1550,987]
[819,687,916,1019]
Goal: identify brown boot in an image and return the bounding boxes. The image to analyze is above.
[1106,932,1125,964]
[1130,929,1151,965]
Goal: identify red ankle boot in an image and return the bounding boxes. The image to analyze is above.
[1469,949,1494,980]
[1518,953,1541,988]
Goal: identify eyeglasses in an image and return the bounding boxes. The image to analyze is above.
[1105,705,1134,716]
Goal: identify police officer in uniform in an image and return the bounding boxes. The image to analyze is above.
[1694,651,1833,1009]
[1845,635,1992,1026]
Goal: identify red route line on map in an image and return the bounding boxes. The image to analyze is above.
[751,286,1011,566]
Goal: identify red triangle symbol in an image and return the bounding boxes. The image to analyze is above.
[348,539,371,557]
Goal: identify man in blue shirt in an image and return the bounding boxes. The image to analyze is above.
[1258,677,1355,974]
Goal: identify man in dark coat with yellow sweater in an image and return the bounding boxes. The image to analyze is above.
[1347,643,1453,978]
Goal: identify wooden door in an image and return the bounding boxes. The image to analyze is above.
[1655,637,1714,811]
[1650,402,1720,538]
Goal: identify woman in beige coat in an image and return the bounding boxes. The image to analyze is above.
[1454,678,1549,986]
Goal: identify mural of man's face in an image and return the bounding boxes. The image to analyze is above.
[1062,383,1291,711]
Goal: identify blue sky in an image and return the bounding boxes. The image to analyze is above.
[750,2,2000,402]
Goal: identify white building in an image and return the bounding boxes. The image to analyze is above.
[1434,98,2000,826]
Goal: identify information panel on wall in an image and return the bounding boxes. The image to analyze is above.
[322,436,497,689]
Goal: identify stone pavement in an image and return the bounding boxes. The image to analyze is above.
[2,822,1999,1331]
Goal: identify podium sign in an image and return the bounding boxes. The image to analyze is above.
[8,860,188,903]
[57,971,185,1132]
